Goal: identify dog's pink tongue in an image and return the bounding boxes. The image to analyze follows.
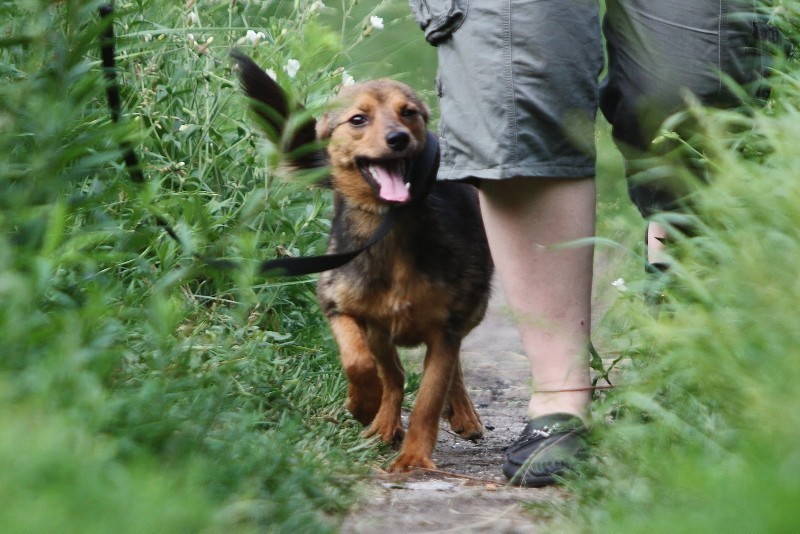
[374,165,410,203]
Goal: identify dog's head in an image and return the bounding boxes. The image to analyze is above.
[316,80,430,208]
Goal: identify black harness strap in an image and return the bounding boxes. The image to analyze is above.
[98,5,440,277]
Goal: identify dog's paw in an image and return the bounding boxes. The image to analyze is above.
[388,451,436,473]
[362,418,404,444]
[346,390,382,426]
[447,408,484,441]
[444,400,484,440]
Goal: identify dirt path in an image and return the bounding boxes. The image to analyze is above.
[339,284,574,533]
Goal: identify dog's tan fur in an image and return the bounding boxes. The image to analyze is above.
[234,52,491,471]
[314,80,493,471]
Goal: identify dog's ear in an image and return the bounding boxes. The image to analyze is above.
[419,101,430,124]
[404,88,430,124]
[315,105,345,141]
[314,112,332,141]
[314,82,367,140]
[231,50,326,170]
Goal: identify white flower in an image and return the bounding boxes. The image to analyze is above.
[187,12,200,26]
[265,68,277,81]
[611,278,628,292]
[284,59,300,79]
[341,70,355,86]
[143,33,153,43]
[309,0,325,13]
[369,16,384,30]
[243,29,266,45]
[186,33,196,45]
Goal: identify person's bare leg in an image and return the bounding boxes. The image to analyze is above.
[479,177,595,419]
[646,221,671,267]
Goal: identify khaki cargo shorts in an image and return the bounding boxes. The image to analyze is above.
[410,0,770,197]
[410,0,603,181]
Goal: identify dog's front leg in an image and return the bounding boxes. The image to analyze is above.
[389,333,459,472]
[328,314,382,425]
[361,329,405,444]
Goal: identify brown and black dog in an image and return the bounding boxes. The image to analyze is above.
[233,52,493,472]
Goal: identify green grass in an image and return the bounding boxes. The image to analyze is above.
[0,0,406,531]
[4,0,800,531]
[561,8,800,531]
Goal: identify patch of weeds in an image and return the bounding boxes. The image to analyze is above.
[1,0,411,531]
[556,12,800,531]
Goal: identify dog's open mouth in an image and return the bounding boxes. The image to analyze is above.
[357,158,411,204]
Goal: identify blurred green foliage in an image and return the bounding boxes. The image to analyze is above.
[4,0,800,531]
[559,4,800,531]
[0,0,412,530]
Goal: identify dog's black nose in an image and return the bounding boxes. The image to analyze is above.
[386,131,410,152]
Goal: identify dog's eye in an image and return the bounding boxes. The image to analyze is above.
[348,114,368,126]
[401,108,418,118]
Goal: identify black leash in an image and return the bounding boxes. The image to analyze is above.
[98,5,440,277]
[255,131,439,276]
[99,4,143,184]
[99,4,184,245]
[257,207,400,276]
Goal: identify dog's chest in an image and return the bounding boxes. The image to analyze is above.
[320,256,451,345]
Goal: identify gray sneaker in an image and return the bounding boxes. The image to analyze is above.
[503,413,587,487]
